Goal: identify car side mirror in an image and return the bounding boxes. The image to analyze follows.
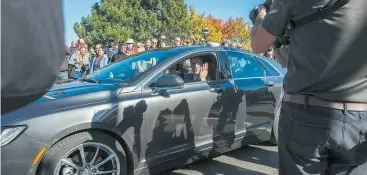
[150,74,184,93]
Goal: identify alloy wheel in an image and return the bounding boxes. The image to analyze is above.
[54,142,120,175]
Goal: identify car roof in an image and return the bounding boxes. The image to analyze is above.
[154,45,255,53]
[149,46,286,74]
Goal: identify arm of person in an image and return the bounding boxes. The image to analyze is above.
[251,0,294,54]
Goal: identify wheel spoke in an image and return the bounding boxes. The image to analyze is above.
[78,145,87,167]
[90,145,100,166]
[60,159,82,170]
[94,154,115,168]
[93,169,119,174]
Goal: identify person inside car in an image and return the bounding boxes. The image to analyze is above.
[190,57,210,82]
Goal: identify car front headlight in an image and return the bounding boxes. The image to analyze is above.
[1,126,27,147]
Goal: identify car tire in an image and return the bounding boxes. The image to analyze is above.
[37,131,127,175]
[270,105,281,145]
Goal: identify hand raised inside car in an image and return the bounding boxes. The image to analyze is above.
[200,62,208,81]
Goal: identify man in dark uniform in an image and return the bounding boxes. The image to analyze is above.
[250,0,367,174]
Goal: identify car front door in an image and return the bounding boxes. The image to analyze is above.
[206,51,248,152]
[225,51,276,141]
[141,52,222,168]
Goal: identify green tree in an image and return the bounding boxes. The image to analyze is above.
[74,0,193,46]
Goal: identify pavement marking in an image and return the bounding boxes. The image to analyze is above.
[213,155,278,175]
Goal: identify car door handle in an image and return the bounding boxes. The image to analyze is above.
[209,87,224,93]
[266,81,275,87]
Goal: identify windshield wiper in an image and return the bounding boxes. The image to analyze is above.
[80,78,100,84]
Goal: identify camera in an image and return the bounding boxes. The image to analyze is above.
[249,0,272,25]
[249,0,290,49]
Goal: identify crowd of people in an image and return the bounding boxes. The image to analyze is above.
[59,36,268,81]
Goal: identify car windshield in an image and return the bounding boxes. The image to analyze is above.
[84,49,178,84]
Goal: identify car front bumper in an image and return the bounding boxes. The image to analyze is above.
[1,132,49,175]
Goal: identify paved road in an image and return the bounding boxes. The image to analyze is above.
[163,142,279,175]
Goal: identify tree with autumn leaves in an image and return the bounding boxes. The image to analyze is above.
[74,0,252,50]
[188,6,252,50]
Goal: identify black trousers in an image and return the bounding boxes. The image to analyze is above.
[279,102,367,175]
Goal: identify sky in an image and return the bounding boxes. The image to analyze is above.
[63,0,263,45]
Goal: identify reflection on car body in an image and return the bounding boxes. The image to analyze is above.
[1,46,286,175]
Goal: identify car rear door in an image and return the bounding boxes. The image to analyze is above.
[225,51,276,141]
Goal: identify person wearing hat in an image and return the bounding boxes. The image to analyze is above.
[125,38,138,56]
[77,39,85,45]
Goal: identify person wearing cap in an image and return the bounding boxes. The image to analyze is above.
[78,39,85,45]
[125,38,138,56]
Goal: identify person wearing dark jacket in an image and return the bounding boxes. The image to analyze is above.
[250,0,367,174]
[2,0,64,114]
[111,43,127,63]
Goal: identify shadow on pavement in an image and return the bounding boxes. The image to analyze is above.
[225,145,278,169]
[161,144,278,175]
[162,158,268,175]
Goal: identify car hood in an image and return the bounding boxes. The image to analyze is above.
[38,81,120,102]
[1,81,135,125]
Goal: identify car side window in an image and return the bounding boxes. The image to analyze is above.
[217,51,232,79]
[257,57,281,76]
[227,52,265,78]
[162,54,217,84]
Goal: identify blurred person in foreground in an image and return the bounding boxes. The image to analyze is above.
[2,0,64,114]
[250,0,367,174]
